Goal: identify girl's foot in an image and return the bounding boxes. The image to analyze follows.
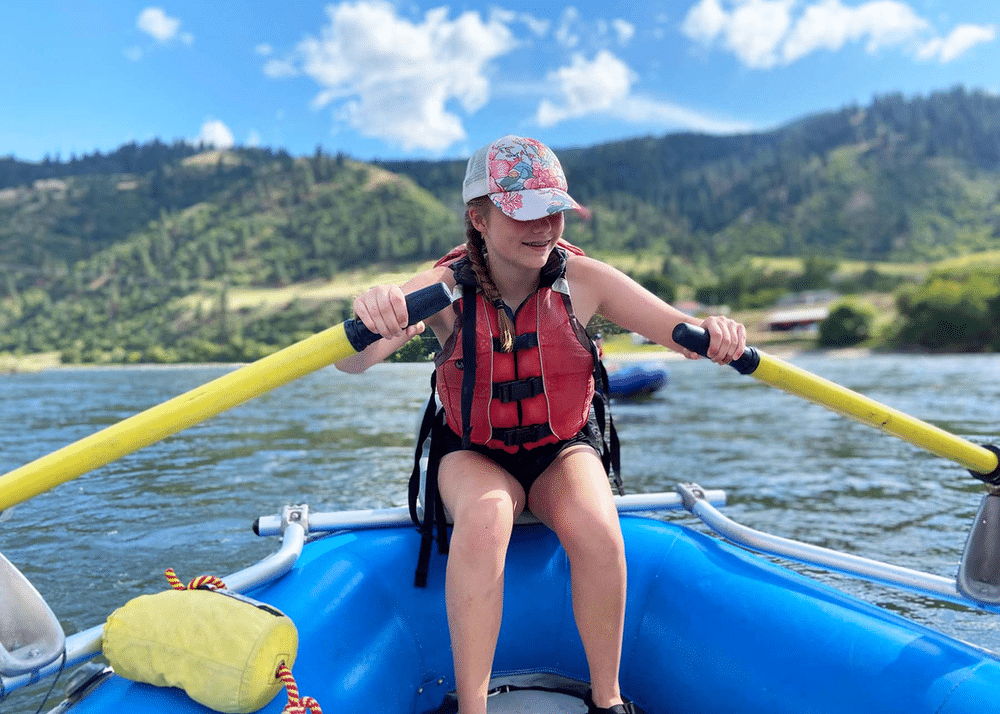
[584,689,633,714]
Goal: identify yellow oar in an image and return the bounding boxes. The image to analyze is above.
[0,284,453,513]
[672,324,1000,483]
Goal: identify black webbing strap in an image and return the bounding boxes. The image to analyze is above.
[409,372,450,588]
[409,375,437,524]
[593,359,623,494]
[491,423,554,447]
[492,375,544,403]
[460,288,477,449]
[492,333,538,352]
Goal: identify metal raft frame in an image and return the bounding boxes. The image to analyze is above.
[675,483,1000,615]
[2,484,998,702]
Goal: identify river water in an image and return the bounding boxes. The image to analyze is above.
[2,353,999,711]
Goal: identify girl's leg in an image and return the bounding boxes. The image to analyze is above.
[528,446,627,709]
[437,451,526,714]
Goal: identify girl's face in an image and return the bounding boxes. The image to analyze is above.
[472,202,565,273]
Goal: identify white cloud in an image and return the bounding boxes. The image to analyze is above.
[246,130,262,147]
[682,0,995,68]
[612,19,636,45]
[123,46,143,62]
[917,23,997,63]
[614,96,755,134]
[137,7,184,43]
[263,57,299,78]
[255,43,273,56]
[263,1,759,149]
[725,0,794,69]
[195,120,235,149]
[272,1,514,152]
[536,50,753,134]
[491,9,549,37]
[555,6,583,49]
[681,0,729,44]
[537,51,635,126]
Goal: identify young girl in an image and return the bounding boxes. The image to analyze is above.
[337,135,746,714]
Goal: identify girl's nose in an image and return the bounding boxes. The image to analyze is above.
[530,214,555,232]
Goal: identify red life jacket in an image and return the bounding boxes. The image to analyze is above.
[434,243,596,452]
[408,242,621,587]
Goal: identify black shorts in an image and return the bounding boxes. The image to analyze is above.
[435,415,603,495]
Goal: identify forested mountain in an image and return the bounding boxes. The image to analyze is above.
[1,148,461,362]
[383,86,1000,263]
[2,86,1000,363]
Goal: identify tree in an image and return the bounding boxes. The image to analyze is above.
[893,270,999,351]
[818,301,875,347]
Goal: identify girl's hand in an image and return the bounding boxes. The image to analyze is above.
[353,285,424,341]
[685,315,747,364]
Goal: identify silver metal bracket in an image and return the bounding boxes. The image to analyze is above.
[44,664,113,713]
[281,505,309,536]
[676,482,709,511]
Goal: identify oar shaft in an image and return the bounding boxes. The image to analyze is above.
[752,352,999,475]
[0,283,453,513]
[0,323,354,512]
[671,323,1000,481]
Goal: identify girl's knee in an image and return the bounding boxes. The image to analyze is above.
[455,491,517,527]
[558,512,625,566]
[450,493,518,555]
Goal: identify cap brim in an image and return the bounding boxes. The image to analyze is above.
[489,187,587,221]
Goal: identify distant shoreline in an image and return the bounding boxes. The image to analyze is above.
[7,341,995,375]
[0,345,887,374]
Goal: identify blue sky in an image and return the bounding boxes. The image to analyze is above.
[3,0,998,163]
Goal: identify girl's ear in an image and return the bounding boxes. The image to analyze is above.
[468,202,490,233]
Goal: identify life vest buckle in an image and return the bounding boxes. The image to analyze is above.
[493,423,553,447]
[492,376,545,403]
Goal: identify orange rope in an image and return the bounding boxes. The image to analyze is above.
[163,568,227,591]
[277,662,322,714]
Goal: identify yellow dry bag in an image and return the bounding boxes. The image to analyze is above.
[103,578,298,714]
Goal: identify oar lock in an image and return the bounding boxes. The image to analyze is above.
[971,444,1000,487]
[677,483,710,511]
[254,504,310,537]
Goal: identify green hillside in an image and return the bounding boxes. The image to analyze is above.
[384,86,1000,263]
[1,148,460,363]
[2,86,1000,364]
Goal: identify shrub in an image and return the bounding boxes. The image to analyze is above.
[893,269,999,351]
[817,301,875,347]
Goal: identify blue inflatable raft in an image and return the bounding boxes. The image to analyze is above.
[606,362,669,399]
[10,486,999,714]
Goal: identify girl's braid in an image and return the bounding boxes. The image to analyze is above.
[465,199,515,352]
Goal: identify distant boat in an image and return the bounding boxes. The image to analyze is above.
[606,361,669,399]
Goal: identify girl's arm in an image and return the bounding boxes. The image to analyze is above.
[568,256,746,364]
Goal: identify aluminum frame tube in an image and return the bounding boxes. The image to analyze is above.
[682,486,1000,615]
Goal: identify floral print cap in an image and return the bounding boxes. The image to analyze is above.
[462,135,586,221]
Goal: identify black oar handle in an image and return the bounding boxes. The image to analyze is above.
[343,283,454,352]
[672,323,761,375]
